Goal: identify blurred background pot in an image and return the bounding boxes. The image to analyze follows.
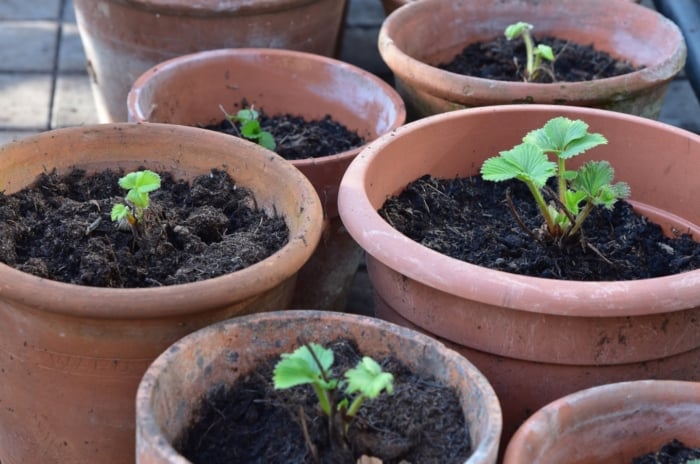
[128,48,406,311]
[0,123,322,464]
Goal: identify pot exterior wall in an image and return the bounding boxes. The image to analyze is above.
[0,124,323,464]
[73,0,347,122]
[135,310,502,463]
[379,0,685,119]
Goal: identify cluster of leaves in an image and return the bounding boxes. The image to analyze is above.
[110,169,161,237]
[481,117,630,242]
[505,21,555,81]
[221,105,276,151]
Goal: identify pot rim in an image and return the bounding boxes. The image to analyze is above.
[0,123,323,319]
[338,104,700,317]
[117,0,324,16]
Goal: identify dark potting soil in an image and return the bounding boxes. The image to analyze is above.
[206,109,366,160]
[379,175,700,281]
[177,338,471,464]
[0,168,288,288]
[633,439,700,464]
[439,35,638,83]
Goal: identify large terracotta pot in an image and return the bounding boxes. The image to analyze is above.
[73,0,348,122]
[337,104,700,450]
[0,124,322,464]
[503,380,700,463]
[378,0,685,118]
[136,310,503,463]
[128,48,406,311]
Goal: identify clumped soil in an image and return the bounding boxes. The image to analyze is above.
[633,439,700,463]
[0,168,288,288]
[439,35,638,83]
[206,107,366,160]
[379,175,700,281]
[177,338,471,464]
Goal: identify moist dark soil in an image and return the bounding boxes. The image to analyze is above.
[379,175,700,281]
[177,338,471,464]
[439,35,639,83]
[633,439,700,464]
[0,168,288,288]
[206,107,366,160]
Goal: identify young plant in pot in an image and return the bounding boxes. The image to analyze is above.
[128,47,406,312]
[378,0,685,118]
[135,310,503,463]
[337,104,700,453]
[0,123,323,464]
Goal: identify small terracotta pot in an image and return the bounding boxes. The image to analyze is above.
[73,0,348,122]
[381,0,642,15]
[0,124,322,464]
[378,0,685,118]
[136,310,503,463]
[337,104,700,451]
[128,48,406,311]
[503,380,700,463]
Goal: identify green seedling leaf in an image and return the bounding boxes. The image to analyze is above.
[110,203,130,222]
[236,108,259,122]
[535,44,555,61]
[524,117,607,159]
[240,119,263,139]
[273,343,334,390]
[572,161,630,209]
[481,142,556,187]
[344,356,394,399]
[119,170,161,210]
[504,21,532,40]
[258,131,277,151]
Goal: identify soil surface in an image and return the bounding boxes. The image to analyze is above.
[177,338,471,464]
[439,35,638,83]
[379,175,700,281]
[0,168,288,288]
[633,439,700,464]
[206,108,366,160]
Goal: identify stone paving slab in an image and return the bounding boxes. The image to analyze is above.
[0,73,52,129]
[0,21,58,72]
[52,74,99,128]
[0,0,61,20]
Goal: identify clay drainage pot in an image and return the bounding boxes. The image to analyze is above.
[128,48,406,311]
[136,310,503,463]
[0,124,322,464]
[503,380,700,463]
[378,0,685,118]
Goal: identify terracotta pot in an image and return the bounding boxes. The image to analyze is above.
[381,0,642,14]
[337,104,700,451]
[503,380,700,463]
[73,0,348,122]
[128,48,406,311]
[0,124,323,464]
[378,0,685,118]
[135,310,503,463]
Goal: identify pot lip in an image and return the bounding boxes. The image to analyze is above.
[338,104,700,318]
[128,47,407,165]
[136,309,503,462]
[115,0,324,16]
[379,0,687,103]
[0,123,323,319]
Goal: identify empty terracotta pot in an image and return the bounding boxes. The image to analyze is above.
[0,124,322,464]
[337,104,700,451]
[136,310,503,463]
[503,380,700,463]
[128,48,406,311]
[73,0,348,122]
[378,0,685,118]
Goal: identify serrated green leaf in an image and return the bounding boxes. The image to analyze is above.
[110,203,130,222]
[344,357,394,398]
[273,343,334,390]
[564,189,586,215]
[524,117,606,159]
[481,143,556,187]
[572,161,629,209]
[126,188,149,209]
[559,133,607,159]
[240,120,262,139]
[119,170,161,192]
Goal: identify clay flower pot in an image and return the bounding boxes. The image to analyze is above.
[337,104,700,450]
[73,0,348,122]
[378,0,685,118]
[503,380,700,463]
[0,124,322,464]
[136,310,503,463]
[128,48,406,311]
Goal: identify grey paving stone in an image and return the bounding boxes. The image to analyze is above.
[0,73,52,129]
[0,21,58,72]
[658,77,700,134]
[58,22,87,72]
[0,0,61,20]
[51,73,99,128]
[346,0,386,27]
[63,0,76,23]
[339,25,392,81]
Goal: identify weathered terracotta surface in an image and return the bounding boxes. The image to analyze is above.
[135,310,503,463]
[128,48,406,311]
[378,0,685,118]
[73,0,348,122]
[0,124,323,464]
[382,0,641,14]
[504,380,700,464]
[337,104,700,450]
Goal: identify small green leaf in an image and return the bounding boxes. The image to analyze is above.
[481,143,557,187]
[258,131,277,151]
[572,161,629,209]
[236,108,259,122]
[536,44,554,62]
[344,357,394,399]
[563,189,587,216]
[110,203,130,222]
[273,343,334,390]
[119,170,161,193]
[240,120,262,139]
[504,21,532,40]
[523,117,606,160]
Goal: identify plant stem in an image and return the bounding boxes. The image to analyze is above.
[526,182,556,234]
[522,30,535,79]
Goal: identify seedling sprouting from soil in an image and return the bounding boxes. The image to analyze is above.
[220,104,276,151]
[273,342,394,462]
[110,169,161,236]
[481,116,630,243]
[504,21,555,81]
